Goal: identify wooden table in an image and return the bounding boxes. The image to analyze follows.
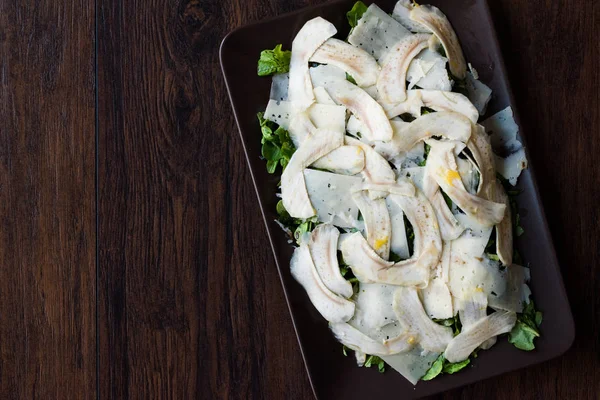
[0,0,597,398]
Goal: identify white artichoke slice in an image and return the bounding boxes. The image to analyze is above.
[281,128,343,218]
[467,124,496,199]
[347,3,411,62]
[444,311,516,363]
[290,244,355,323]
[325,80,393,141]
[458,290,497,350]
[377,33,432,104]
[304,169,363,228]
[310,38,380,87]
[382,90,425,119]
[392,0,430,33]
[345,136,396,184]
[288,17,337,111]
[410,5,466,79]
[313,86,336,105]
[352,191,392,260]
[330,322,416,356]
[352,181,416,198]
[308,224,354,298]
[427,140,506,227]
[340,232,394,283]
[493,180,513,266]
[311,145,365,175]
[390,111,472,153]
[417,90,479,123]
[423,159,464,241]
[393,287,454,352]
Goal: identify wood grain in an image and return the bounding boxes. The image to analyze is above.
[0,0,96,398]
[96,1,318,399]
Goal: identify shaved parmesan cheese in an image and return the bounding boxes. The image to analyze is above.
[408,49,452,91]
[348,4,411,62]
[309,64,347,88]
[465,72,492,116]
[310,38,380,87]
[352,283,399,333]
[495,149,527,186]
[382,347,440,385]
[304,169,362,227]
[421,278,454,319]
[488,264,530,313]
[288,17,337,111]
[270,72,289,102]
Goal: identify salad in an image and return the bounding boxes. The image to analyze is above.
[256,1,541,384]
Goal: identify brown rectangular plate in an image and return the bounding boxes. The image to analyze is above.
[220,0,575,398]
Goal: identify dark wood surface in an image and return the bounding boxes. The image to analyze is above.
[0,0,597,398]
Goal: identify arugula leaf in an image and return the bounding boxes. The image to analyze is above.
[509,300,542,351]
[342,345,350,357]
[442,358,470,374]
[257,113,296,174]
[422,353,471,381]
[421,355,444,381]
[421,106,436,115]
[275,200,319,245]
[346,72,357,85]
[441,190,453,209]
[364,355,386,373]
[388,251,403,262]
[257,44,292,76]
[486,253,500,261]
[347,1,368,28]
[399,113,416,123]
[417,142,431,166]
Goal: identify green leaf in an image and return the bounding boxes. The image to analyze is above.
[421,106,436,115]
[441,190,453,209]
[509,300,542,351]
[257,44,292,76]
[342,345,349,357]
[535,311,543,327]
[347,1,368,28]
[266,159,278,174]
[516,225,525,236]
[509,321,539,350]
[433,318,455,327]
[346,72,357,85]
[388,251,403,262]
[421,355,444,381]
[363,355,386,373]
[399,113,416,123]
[486,253,500,261]
[442,358,470,374]
[262,141,281,161]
